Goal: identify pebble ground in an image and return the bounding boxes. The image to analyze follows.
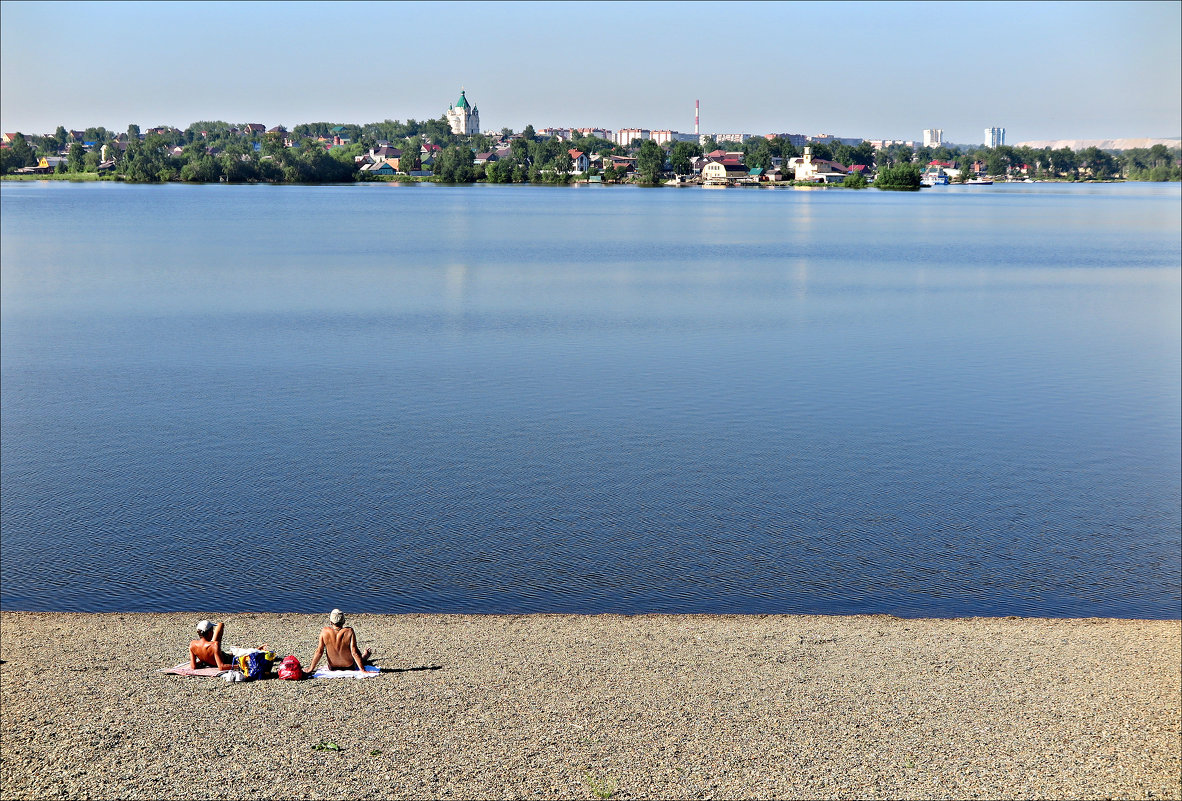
[1,611,1178,799]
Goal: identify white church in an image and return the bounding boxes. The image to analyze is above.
[445,89,480,136]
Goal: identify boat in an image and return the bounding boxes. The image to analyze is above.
[964,177,993,185]
[920,167,950,186]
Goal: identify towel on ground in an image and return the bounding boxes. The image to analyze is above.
[311,665,381,679]
[160,664,226,678]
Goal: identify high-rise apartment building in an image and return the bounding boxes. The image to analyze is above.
[923,129,943,148]
[985,127,1005,147]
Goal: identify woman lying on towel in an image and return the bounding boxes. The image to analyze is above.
[307,609,374,672]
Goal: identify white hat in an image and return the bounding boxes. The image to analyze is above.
[329,609,345,625]
[196,620,214,635]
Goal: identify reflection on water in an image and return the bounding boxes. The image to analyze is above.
[1,181,1179,617]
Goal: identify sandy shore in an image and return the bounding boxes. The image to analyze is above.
[1,612,1178,800]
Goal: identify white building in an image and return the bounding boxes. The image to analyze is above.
[572,127,611,141]
[985,127,1005,147]
[445,90,480,136]
[923,128,943,148]
[788,146,849,183]
[613,128,650,146]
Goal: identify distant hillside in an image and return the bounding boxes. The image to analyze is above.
[1014,138,1180,151]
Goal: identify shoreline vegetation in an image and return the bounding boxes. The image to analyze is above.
[3,119,1179,188]
[0,171,1150,188]
[2,611,1179,799]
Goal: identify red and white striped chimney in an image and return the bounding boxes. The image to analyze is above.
[695,100,699,135]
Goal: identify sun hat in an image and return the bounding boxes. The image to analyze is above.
[329,609,345,626]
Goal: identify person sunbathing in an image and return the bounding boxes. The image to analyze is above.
[307,609,373,672]
[189,620,267,671]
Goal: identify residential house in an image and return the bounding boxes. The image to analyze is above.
[101,142,127,161]
[420,142,441,167]
[701,159,749,183]
[474,151,499,165]
[360,159,399,176]
[567,149,590,173]
[244,124,266,135]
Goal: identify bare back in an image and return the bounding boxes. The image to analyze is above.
[319,625,362,670]
[189,638,231,670]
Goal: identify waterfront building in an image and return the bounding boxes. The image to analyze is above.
[923,128,943,148]
[985,126,1005,147]
[789,146,849,183]
[701,159,749,182]
[446,90,480,136]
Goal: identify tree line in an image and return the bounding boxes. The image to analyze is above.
[2,117,1178,183]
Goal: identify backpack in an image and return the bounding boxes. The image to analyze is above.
[278,655,304,680]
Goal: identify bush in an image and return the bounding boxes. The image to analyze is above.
[842,171,868,189]
[875,163,922,191]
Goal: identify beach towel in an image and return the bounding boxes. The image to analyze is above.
[160,664,227,678]
[311,665,381,679]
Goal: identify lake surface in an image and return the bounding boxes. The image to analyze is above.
[2,181,1179,617]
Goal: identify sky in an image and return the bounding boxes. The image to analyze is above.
[2,1,1179,145]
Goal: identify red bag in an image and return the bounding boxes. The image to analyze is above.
[277,655,304,680]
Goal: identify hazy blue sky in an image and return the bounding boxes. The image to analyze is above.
[2,1,1179,144]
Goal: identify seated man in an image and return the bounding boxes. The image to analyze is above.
[307,609,373,672]
[189,620,266,671]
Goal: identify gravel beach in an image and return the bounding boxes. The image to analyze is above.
[1,611,1178,800]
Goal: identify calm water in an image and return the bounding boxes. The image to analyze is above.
[2,181,1179,617]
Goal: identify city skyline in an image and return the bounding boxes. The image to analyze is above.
[1,1,1179,143]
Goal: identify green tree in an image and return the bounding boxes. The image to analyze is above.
[53,125,69,151]
[127,124,141,140]
[1050,147,1077,178]
[669,140,701,175]
[1079,147,1117,180]
[808,142,833,161]
[67,142,85,172]
[521,124,536,141]
[985,151,1009,177]
[6,133,35,170]
[636,140,665,184]
[842,170,868,188]
[399,137,420,172]
[747,140,774,171]
[874,163,922,191]
[434,145,475,183]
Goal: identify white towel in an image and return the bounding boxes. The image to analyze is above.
[311,665,380,679]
